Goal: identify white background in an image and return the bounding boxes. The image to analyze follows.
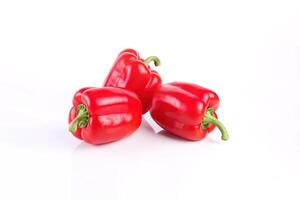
[0,0,299,199]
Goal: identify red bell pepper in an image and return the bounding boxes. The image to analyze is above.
[103,49,162,114]
[68,87,142,144]
[150,82,229,141]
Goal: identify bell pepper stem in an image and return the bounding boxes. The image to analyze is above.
[144,56,161,66]
[202,109,229,141]
[69,104,89,133]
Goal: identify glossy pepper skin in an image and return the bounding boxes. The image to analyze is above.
[150,82,229,141]
[68,87,142,144]
[103,49,162,114]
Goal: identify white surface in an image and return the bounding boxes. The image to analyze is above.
[0,0,300,200]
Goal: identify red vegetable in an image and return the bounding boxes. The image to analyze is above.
[103,49,162,114]
[68,87,142,144]
[150,82,229,141]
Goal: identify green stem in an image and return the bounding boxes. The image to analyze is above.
[144,56,161,66]
[69,104,89,133]
[202,108,229,141]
